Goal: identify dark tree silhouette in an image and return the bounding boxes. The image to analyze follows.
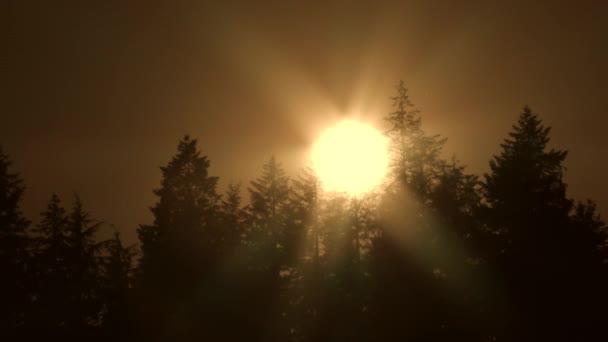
[484,106,572,232]
[62,196,105,330]
[99,231,136,337]
[219,183,246,252]
[370,82,485,340]
[287,166,322,340]
[0,147,30,329]
[482,106,608,340]
[136,135,222,339]
[291,166,321,264]
[385,80,446,199]
[27,194,109,338]
[29,193,70,328]
[245,156,295,339]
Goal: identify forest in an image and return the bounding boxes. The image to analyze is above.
[1,82,607,341]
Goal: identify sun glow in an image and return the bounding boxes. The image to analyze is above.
[311,120,389,195]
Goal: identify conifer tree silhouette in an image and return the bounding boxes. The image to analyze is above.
[30,193,69,328]
[0,147,31,329]
[136,135,222,339]
[482,106,608,339]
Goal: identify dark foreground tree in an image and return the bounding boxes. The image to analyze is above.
[245,156,294,340]
[483,106,608,340]
[29,194,69,328]
[0,147,30,329]
[385,80,446,200]
[28,194,117,338]
[136,135,225,339]
[371,82,483,341]
[99,231,136,337]
[62,196,105,330]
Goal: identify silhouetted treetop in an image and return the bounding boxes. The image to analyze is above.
[155,135,220,221]
[384,81,446,199]
[386,80,421,135]
[248,156,290,222]
[0,147,29,236]
[138,135,221,269]
[484,106,571,217]
[0,147,30,328]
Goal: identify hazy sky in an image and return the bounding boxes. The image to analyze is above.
[4,1,607,243]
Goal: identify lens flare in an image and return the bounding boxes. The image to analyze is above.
[311,120,389,195]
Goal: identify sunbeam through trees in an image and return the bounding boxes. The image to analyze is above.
[1,82,607,341]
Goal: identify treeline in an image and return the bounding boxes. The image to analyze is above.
[1,82,607,341]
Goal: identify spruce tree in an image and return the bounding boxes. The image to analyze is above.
[564,200,608,338]
[63,195,104,329]
[385,81,445,199]
[289,166,321,265]
[100,232,135,337]
[286,167,322,339]
[219,183,246,252]
[246,156,294,339]
[373,83,482,340]
[138,135,221,273]
[247,156,291,266]
[136,135,222,339]
[30,193,70,328]
[482,106,607,339]
[484,106,572,239]
[0,147,31,328]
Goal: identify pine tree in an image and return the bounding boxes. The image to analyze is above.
[245,156,295,339]
[431,158,480,230]
[0,147,31,328]
[63,195,104,329]
[570,200,607,263]
[290,166,321,265]
[220,183,246,252]
[482,106,607,339]
[138,136,221,275]
[372,84,483,340]
[100,232,135,337]
[285,167,322,340]
[564,200,608,338]
[385,81,445,199]
[30,193,70,328]
[484,106,572,239]
[247,156,291,265]
[136,135,222,339]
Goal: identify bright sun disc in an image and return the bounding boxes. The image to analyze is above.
[311,120,389,195]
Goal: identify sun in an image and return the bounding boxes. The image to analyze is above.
[311,120,389,195]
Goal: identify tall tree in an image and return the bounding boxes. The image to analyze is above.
[63,195,104,330]
[570,200,608,263]
[285,166,323,340]
[373,83,483,340]
[136,135,222,339]
[0,147,31,328]
[482,106,607,339]
[246,156,294,339]
[138,135,221,274]
[29,193,69,328]
[564,200,608,337]
[219,183,246,253]
[100,231,136,337]
[290,166,321,264]
[385,81,445,199]
[484,106,572,240]
[247,156,291,266]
